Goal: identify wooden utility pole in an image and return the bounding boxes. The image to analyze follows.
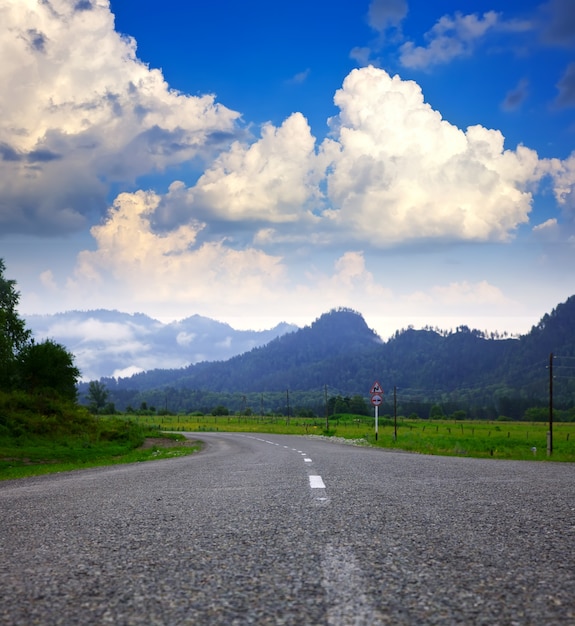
[394,386,397,441]
[325,385,329,430]
[548,352,553,456]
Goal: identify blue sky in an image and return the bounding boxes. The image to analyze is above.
[2,0,575,340]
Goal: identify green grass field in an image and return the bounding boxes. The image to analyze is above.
[127,413,575,462]
[2,413,573,481]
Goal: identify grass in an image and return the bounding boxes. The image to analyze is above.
[0,430,202,481]
[0,397,203,481]
[2,406,573,481]
[125,413,575,462]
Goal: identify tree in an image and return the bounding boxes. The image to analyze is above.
[18,339,81,400]
[87,380,109,413]
[429,404,445,419]
[0,259,32,390]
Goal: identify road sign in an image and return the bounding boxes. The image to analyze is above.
[371,394,382,406]
[370,381,383,395]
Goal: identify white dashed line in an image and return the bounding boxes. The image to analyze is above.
[309,475,326,489]
[304,458,312,463]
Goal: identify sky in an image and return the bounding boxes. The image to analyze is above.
[2,0,575,340]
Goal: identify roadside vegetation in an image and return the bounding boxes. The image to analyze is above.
[0,259,201,481]
[119,412,575,462]
[0,394,201,480]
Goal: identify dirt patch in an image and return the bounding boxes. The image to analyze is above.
[138,437,198,450]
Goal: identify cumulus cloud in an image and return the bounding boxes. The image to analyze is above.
[323,67,541,245]
[306,251,392,304]
[189,113,325,226]
[0,0,239,236]
[68,188,287,313]
[49,65,564,325]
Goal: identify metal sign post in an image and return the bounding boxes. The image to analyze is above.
[370,381,383,441]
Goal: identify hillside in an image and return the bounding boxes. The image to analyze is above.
[89,298,575,417]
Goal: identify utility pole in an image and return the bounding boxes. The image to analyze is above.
[394,386,397,441]
[325,384,329,430]
[548,352,553,456]
[286,389,290,424]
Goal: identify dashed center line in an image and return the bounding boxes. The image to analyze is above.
[243,435,326,493]
[309,475,326,489]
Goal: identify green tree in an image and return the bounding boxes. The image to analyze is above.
[0,259,32,390]
[87,380,109,413]
[18,339,81,400]
[211,405,229,416]
[429,404,445,419]
[349,394,369,416]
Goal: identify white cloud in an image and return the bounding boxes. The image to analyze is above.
[39,269,58,291]
[67,188,287,314]
[0,0,239,236]
[323,67,541,245]
[306,251,392,304]
[37,318,142,344]
[52,65,554,323]
[430,280,509,307]
[112,365,144,379]
[190,113,323,225]
[176,331,197,347]
[399,11,500,69]
[543,152,575,210]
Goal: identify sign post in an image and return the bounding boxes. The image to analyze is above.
[370,382,383,441]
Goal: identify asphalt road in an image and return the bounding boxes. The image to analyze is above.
[0,432,574,625]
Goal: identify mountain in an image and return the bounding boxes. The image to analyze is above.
[110,307,382,392]
[25,310,298,380]
[91,298,575,418]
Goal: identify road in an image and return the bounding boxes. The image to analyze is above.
[0,432,574,625]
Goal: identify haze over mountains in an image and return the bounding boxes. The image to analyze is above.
[25,310,297,381]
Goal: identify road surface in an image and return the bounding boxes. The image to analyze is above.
[0,432,574,625]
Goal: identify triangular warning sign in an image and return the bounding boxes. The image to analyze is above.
[370,381,383,395]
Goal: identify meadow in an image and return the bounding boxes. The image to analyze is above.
[129,413,575,463]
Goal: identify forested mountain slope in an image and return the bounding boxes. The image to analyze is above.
[95,298,575,408]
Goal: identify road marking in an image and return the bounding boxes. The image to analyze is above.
[322,544,385,625]
[309,475,326,489]
[304,458,312,463]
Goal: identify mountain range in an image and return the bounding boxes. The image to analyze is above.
[25,310,297,381]
[74,297,575,418]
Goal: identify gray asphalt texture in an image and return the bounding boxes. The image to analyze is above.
[0,432,573,625]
